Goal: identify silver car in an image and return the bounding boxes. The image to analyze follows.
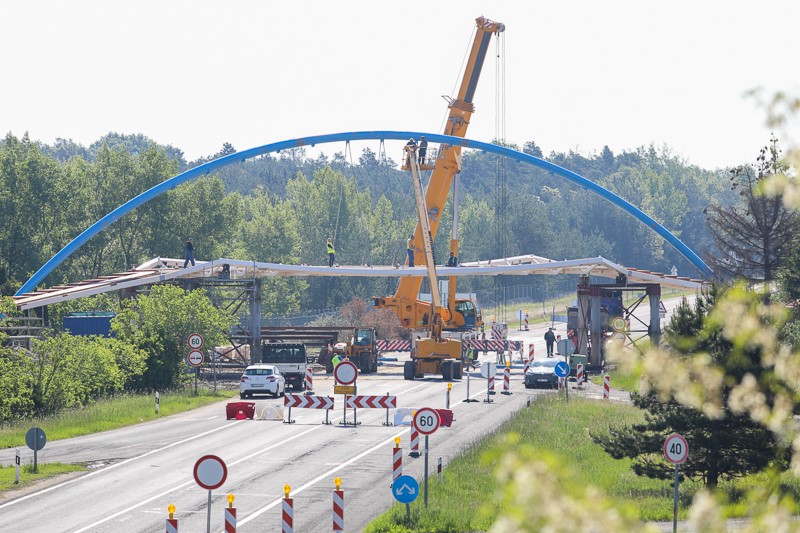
[240,364,286,398]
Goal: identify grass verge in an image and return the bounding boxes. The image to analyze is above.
[0,462,85,493]
[0,388,237,449]
[591,369,641,393]
[366,394,798,532]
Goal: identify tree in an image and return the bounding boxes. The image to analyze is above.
[593,288,781,487]
[705,135,798,283]
[111,285,236,390]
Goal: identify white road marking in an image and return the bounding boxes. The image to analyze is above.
[234,382,490,529]
[72,424,327,533]
[0,420,246,511]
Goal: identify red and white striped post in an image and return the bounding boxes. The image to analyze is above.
[489,374,495,394]
[502,362,512,395]
[558,377,565,390]
[224,494,236,533]
[304,367,314,395]
[165,504,178,533]
[524,311,529,330]
[392,437,402,482]
[409,425,420,458]
[528,343,535,361]
[332,478,344,533]
[282,485,293,533]
[576,363,584,387]
[603,374,611,399]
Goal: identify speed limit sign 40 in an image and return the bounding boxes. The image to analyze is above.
[663,433,689,464]
[413,407,440,435]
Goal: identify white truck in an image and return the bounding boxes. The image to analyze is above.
[260,343,307,391]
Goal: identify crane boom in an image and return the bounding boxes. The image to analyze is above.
[375,16,503,330]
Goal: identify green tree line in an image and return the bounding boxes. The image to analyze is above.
[1,131,738,313]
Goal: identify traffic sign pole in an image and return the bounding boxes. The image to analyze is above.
[663,433,688,533]
[423,434,429,508]
[15,449,19,484]
[673,464,679,533]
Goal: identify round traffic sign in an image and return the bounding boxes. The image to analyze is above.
[187,333,204,350]
[611,317,626,332]
[554,361,570,378]
[187,350,204,367]
[392,474,420,504]
[25,427,46,451]
[334,360,358,385]
[413,407,440,435]
[663,433,689,464]
[610,331,626,342]
[194,454,227,490]
[479,362,497,379]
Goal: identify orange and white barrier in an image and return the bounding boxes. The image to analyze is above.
[528,343,535,361]
[576,364,584,387]
[603,374,611,399]
[304,367,314,394]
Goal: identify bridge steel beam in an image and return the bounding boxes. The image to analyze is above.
[17,131,713,296]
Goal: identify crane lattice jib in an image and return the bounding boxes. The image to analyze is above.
[389,17,504,328]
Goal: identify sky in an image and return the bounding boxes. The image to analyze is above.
[2,1,799,170]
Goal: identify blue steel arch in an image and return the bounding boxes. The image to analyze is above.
[17,131,712,296]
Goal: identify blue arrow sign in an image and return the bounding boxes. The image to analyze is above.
[392,475,420,504]
[554,361,570,378]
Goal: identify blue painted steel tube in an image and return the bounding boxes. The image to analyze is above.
[17,131,712,296]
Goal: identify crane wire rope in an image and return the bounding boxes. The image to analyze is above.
[332,140,352,246]
[493,30,508,323]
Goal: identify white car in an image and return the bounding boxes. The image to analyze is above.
[240,364,286,398]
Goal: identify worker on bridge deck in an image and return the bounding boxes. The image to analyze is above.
[326,238,336,267]
[183,239,195,268]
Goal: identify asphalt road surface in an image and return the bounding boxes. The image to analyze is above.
[0,295,688,532]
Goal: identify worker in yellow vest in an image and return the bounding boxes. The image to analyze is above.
[326,237,336,267]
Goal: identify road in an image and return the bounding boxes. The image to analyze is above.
[0,295,688,532]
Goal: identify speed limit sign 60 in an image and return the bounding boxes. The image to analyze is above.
[663,433,689,464]
[413,407,440,435]
[188,333,204,350]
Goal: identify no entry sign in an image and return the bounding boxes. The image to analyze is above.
[334,360,358,385]
[194,454,227,490]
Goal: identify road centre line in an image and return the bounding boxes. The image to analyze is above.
[72,423,327,533]
[235,382,493,528]
[0,419,246,511]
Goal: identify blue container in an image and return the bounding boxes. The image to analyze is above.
[63,312,115,337]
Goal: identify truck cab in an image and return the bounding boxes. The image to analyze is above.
[261,343,307,391]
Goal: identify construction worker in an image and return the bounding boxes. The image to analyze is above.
[418,136,428,165]
[331,352,341,368]
[404,138,416,167]
[407,235,416,267]
[446,251,458,267]
[326,237,336,267]
[183,239,195,268]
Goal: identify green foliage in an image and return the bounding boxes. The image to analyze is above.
[595,288,782,487]
[111,285,236,390]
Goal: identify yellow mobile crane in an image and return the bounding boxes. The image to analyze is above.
[402,145,462,381]
[374,16,504,332]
